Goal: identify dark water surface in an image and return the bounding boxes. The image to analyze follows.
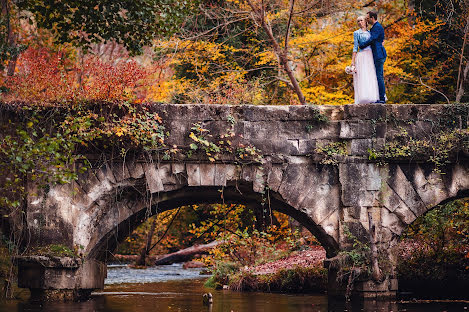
[1,264,467,312]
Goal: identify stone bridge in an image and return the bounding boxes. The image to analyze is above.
[11,103,469,300]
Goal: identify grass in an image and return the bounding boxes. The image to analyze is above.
[206,261,327,293]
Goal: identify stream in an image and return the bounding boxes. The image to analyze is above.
[0,263,467,312]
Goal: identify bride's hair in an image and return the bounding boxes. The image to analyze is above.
[357,15,368,26]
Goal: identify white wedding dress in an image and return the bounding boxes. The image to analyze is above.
[353,30,380,104]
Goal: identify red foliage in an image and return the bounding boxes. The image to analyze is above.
[2,47,151,103]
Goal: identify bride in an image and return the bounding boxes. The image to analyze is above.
[351,16,380,104]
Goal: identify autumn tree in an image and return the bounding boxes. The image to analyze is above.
[15,0,197,54]
[411,0,469,103]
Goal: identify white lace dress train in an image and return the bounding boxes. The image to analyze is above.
[353,49,380,104]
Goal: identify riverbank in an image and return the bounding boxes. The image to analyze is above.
[205,246,328,293]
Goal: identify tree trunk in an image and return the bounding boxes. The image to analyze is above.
[1,0,17,76]
[245,0,307,105]
[155,241,221,265]
[456,16,469,103]
[135,217,157,266]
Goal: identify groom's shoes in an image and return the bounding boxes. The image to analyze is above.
[373,100,386,104]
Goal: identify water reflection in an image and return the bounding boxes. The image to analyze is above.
[0,265,467,312]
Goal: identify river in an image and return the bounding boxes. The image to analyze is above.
[0,264,467,312]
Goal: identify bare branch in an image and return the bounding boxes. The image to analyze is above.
[419,77,451,104]
[284,0,295,51]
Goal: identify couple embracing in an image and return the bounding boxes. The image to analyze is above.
[351,11,387,104]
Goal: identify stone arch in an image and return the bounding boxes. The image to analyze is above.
[377,163,469,244]
[62,160,342,263]
[87,184,339,262]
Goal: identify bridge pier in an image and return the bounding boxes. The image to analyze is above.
[325,253,398,300]
[15,256,106,301]
[326,265,398,299]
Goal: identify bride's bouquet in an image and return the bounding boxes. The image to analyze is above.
[345,65,356,75]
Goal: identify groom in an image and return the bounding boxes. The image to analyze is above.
[359,11,387,104]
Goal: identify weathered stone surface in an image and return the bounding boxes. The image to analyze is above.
[386,165,427,217]
[214,164,237,186]
[144,163,164,193]
[128,162,144,179]
[158,163,177,185]
[344,103,386,120]
[350,139,373,156]
[339,120,375,139]
[380,208,406,236]
[379,183,417,225]
[339,163,380,207]
[266,164,286,192]
[200,164,216,186]
[11,103,468,301]
[401,165,449,209]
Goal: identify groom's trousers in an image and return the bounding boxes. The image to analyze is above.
[374,57,386,102]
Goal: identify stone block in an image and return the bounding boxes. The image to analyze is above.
[266,165,285,192]
[380,208,405,235]
[446,164,469,197]
[355,280,389,292]
[372,137,386,151]
[315,105,344,121]
[417,104,446,121]
[343,206,362,221]
[288,105,328,120]
[172,163,185,174]
[300,179,341,225]
[366,164,382,191]
[186,164,201,186]
[158,163,177,185]
[253,167,266,193]
[278,163,313,209]
[128,162,144,179]
[400,164,449,210]
[342,221,368,245]
[111,163,131,182]
[339,121,374,139]
[379,183,417,225]
[243,121,280,141]
[386,164,427,217]
[318,210,340,243]
[344,103,386,120]
[214,164,237,186]
[298,139,317,155]
[242,105,291,121]
[385,104,419,120]
[199,164,215,186]
[275,120,337,140]
[350,139,372,156]
[272,139,302,155]
[96,165,116,184]
[76,170,101,195]
[165,120,190,146]
[144,163,164,193]
[339,163,379,207]
[411,120,435,139]
[243,138,274,154]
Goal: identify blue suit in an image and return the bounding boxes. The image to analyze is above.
[359,21,387,102]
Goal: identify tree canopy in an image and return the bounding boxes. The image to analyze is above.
[15,0,197,54]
